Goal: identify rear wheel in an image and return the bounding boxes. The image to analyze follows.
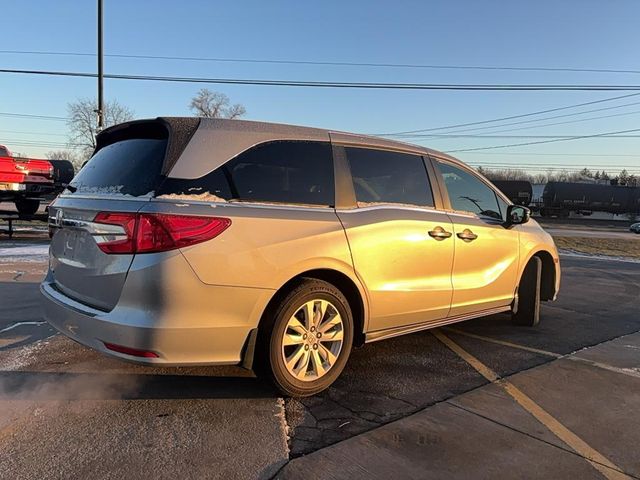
[15,199,40,215]
[258,278,353,397]
[511,257,542,327]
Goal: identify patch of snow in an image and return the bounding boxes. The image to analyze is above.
[2,339,49,371]
[0,243,49,262]
[0,244,49,257]
[66,185,155,198]
[275,397,290,457]
[559,249,640,263]
[155,193,228,203]
[74,185,124,194]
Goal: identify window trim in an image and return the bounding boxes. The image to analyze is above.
[335,143,442,210]
[429,155,512,222]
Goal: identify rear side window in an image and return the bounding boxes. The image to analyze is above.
[437,161,502,220]
[69,139,166,197]
[159,141,335,206]
[345,147,434,207]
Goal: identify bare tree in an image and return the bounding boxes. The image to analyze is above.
[67,98,134,160]
[533,173,548,184]
[189,89,246,119]
[480,167,534,182]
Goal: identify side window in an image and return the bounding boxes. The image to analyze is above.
[345,147,434,207]
[158,141,335,206]
[437,161,502,220]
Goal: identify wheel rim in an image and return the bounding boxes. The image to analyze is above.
[281,299,344,382]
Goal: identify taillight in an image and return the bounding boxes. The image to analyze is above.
[93,212,137,253]
[93,212,230,254]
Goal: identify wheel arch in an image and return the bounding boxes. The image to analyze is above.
[257,268,368,348]
[520,249,557,301]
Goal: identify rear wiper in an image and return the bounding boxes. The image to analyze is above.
[65,185,77,193]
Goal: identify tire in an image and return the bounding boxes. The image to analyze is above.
[257,278,354,397]
[15,199,40,215]
[49,159,75,185]
[511,256,542,327]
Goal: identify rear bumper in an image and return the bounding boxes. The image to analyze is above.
[40,260,274,366]
[0,182,56,200]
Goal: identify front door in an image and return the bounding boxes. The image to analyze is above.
[434,160,520,317]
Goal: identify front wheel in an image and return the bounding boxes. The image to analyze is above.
[258,278,353,397]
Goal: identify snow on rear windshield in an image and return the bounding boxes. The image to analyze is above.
[68,138,166,197]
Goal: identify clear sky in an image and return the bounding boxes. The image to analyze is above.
[1,0,639,176]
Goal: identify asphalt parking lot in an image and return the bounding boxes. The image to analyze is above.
[0,236,639,479]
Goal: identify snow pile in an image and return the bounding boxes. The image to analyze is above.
[0,243,49,262]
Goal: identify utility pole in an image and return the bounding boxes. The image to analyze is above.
[97,0,104,132]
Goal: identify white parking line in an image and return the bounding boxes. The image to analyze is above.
[0,321,47,334]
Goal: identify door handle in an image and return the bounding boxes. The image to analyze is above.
[428,226,453,240]
[457,229,478,241]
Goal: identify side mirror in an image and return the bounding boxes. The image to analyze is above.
[506,205,530,226]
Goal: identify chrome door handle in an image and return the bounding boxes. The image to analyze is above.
[457,229,478,241]
[428,226,453,240]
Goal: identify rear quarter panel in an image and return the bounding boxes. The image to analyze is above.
[145,200,361,292]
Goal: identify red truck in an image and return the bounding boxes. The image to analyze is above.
[0,144,65,215]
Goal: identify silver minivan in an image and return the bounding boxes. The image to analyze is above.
[41,118,560,396]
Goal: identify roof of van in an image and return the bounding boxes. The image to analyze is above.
[98,117,464,179]
[196,117,455,160]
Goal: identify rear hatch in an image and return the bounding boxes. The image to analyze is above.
[48,118,199,311]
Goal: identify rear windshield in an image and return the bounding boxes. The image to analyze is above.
[69,138,167,197]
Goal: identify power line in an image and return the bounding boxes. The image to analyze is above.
[386,101,640,138]
[377,93,640,135]
[411,134,640,139]
[458,160,638,166]
[459,152,640,157]
[0,111,68,121]
[6,68,640,91]
[444,127,640,153]
[0,129,67,137]
[440,108,640,137]
[2,49,640,76]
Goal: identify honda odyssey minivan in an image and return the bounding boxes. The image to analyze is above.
[41,118,560,396]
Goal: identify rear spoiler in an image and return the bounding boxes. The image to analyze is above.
[95,117,201,175]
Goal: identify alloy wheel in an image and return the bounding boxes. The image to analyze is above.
[281,299,344,381]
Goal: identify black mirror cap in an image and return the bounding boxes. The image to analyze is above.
[506,205,531,226]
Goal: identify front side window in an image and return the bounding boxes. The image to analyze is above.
[158,141,335,206]
[437,161,502,219]
[345,147,434,207]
